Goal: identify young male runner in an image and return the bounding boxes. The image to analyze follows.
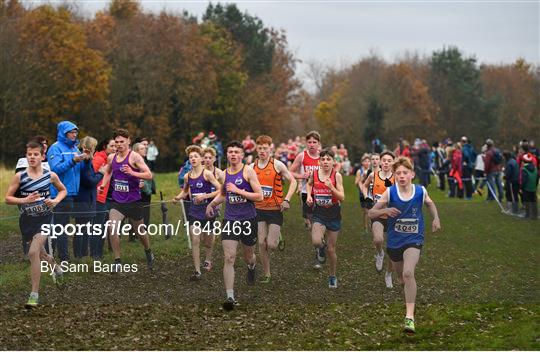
[99,128,155,271]
[306,148,345,288]
[369,157,441,333]
[5,141,67,308]
[355,154,372,234]
[362,151,395,287]
[206,141,263,310]
[289,131,321,231]
[252,135,297,283]
[174,146,221,280]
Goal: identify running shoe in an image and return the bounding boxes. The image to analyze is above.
[313,250,322,269]
[260,275,272,284]
[145,250,155,271]
[202,261,212,271]
[403,318,416,333]
[328,275,338,288]
[278,234,285,251]
[375,251,384,272]
[316,244,327,264]
[190,271,202,281]
[222,297,238,311]
[52,268,64,289]
[246,265,256,285]
[25,294,38,309]
[384,270,393,288]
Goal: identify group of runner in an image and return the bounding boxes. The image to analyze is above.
[6,127,441,334]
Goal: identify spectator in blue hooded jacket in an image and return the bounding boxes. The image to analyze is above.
[460,136,477,200]
[47,121,90,262]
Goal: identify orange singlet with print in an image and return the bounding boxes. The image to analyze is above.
[373,170,394,218]
[254,158,283,210]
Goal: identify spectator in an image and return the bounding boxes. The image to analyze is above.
[338,143,348,160]
[460,136,476,200]
[434,141,447,191]
[133,142,156,227]
[342,156,351,176]
[47,121,89,263]
[473,144,488,196]
[91,138,116,260]
[483,139,504,201]
[146,140,159,171]
[503,151,520,215]
[242,134,255,164]
[520,153,538,219]
[73,136,104,259]
[416,140,431,187]
[448,144,463,198]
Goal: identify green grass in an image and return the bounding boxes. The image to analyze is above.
[0,171,539,350]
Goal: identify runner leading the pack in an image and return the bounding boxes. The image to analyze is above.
[369,156,441,333]
[99,128,155,272]
[362,151,395,288]
[252,135,297,283]
[306,148,345,288]
[174,145,221,281]
[5,141,67,308]
[289,131,321,231]
[205,141,263,311]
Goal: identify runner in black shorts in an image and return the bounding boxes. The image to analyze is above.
[252,135,297,283]
[5,141,67,308]
[206,141,263,310]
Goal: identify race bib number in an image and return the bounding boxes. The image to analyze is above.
[114,180,129,193]
[22,201,49,216]
[228,193,246,204]
[314,194,333,206]
[374,193,383,202]
[261,186,273,198]
[191,192,208,204]
[394,218,419,234]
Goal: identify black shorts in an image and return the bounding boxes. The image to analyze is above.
[221,218,258,246]
[256,209,283,226]
[387,244,423,262]
[301,193,314,218]
[371,218,388,232]
[20,214,53,242]
[110,201,144,221]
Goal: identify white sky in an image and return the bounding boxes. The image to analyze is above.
[29,1,540,90]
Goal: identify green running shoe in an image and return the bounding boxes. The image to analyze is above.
[25,294,38,309]
[403,318,415,333]
[260,275,271,284]
[278,234,285,251]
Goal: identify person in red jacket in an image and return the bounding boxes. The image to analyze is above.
[448,144,463,198]
[90,138,116,259]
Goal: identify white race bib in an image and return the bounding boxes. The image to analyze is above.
[314,194,332,206]
[261,186,273,198]
[114,180,129,193]
[394,218,419,234]
[228,193,247,204]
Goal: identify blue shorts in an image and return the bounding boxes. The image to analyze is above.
[312,216,341,232]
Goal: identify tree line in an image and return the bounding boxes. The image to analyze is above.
[1,0,538,168]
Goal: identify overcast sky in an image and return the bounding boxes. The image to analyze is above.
[34,1,540,90]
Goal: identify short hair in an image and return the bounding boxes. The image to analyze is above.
[361,154,371,162]
[79,136,98,153]
[114,128,130,139]
[256,135,273,145]
[97,138,113,152]
[380,151,395,160]
[26,141,44,154]
[319,147,335,159]
[203,147,216,157]
[392,156,414,172]
[306,131,321,142]
[370,153,380,158]
[31,135,48,145]
[185,145,203,156]
[226,140,243,152]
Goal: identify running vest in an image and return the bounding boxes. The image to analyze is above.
[254,158,283,209]
[387,185,425,249]
[187,169,213,220]
[372,170,394,219]
[312,169,341,220]
[224,166,256,220]
[301,150,320,193]
[111,151,141,203]
[17,169,52,217]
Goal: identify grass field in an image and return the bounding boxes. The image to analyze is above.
[0,170,538,350]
